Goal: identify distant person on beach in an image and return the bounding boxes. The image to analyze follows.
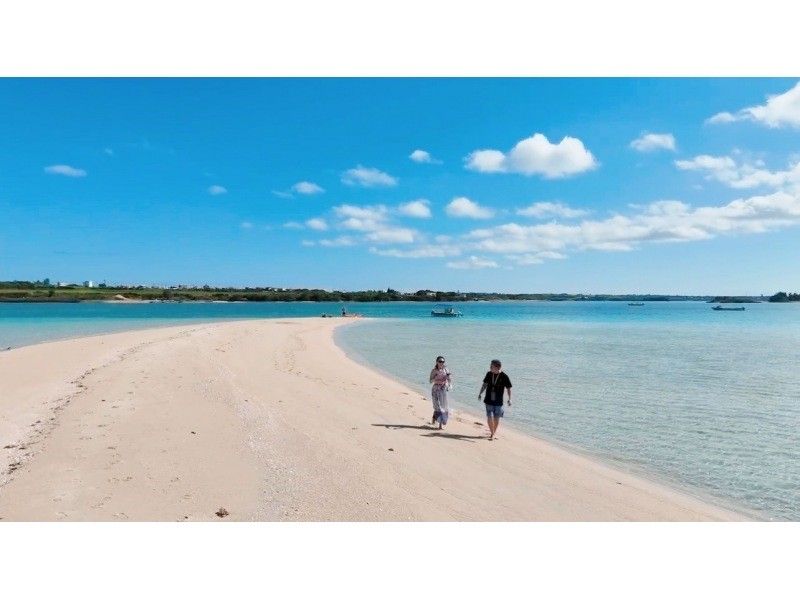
[429,355,452,429]
[341,306,347,317]
[479,359,512,441]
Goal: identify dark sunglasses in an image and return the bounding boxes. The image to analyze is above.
[437,360,445,363]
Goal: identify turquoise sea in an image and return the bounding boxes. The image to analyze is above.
[2,300,799,520]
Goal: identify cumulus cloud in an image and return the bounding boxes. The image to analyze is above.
[240,221,254,230]
[517,201,588,219]
[466,190,800,258]
[508,251,567,265]
[319,236,356,247]
[283,221,304,229]
[706,112,738,125]
[446,196,494,219]
[630,133,676,152]
[365,227,417,244]
[44,164,87,177]
[446,256,499,270]
[305,218,328,231]
[326,203,421,245]
[292,181,325,195]
[675,155,800,190]
[409,149,441,164]
[707,81,800,128]
[465,133,597,178]
[316,181,800,270]
[333,204,389,232]
[398,199,432,218]
[341,165,398,187]
[208,185,228,195]
[370,245,462,259]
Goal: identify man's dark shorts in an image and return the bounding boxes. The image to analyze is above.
[485,404,504,418]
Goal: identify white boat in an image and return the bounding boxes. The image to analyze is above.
[431,304,463,317]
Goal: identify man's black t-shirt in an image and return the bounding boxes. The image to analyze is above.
[483,371,512,406]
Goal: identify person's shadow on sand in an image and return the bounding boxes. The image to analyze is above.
[371,423,484,442]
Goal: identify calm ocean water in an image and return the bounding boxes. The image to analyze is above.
[2,300,799,520]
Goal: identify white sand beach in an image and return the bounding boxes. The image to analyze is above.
[0,318,747,521]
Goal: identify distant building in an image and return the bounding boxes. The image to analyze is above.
[57,281,69,287]
[83,280,95,288]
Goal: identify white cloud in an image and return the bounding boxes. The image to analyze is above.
[208,185,227,195]
[446,196,494,219]
[333,204,389,232]
[341,165,397,187]
[630,133,676,152]
[509,251,567,265]
[319,236,356,247]
[365,227,417,244]
[675,155,736,172]
[301,240,316,247]
[409,149,441,164]
[292,181,325,195]
[328,203,419,244]
[333,205,388,220]
[370,245,462,258]
[465,190,800,259]
[272,190,294,199]
[397,199,432,218]
[446,256,499,269]
[707,81,800,128]
[103,148,114,156]
[283,221,304,229]
[465,133,597,178]
[240,221,254,230]
[305,218,328,231]
[706,112,737,125]
[517,201,589,219]
[44,164,86,177]
[301,183,800,271]
[675,155,800,190]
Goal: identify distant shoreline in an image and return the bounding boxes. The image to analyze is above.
[0,296,771,304]
[3,282,791,304]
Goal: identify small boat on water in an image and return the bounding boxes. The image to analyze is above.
[712,305,746,311]
[431,304,463,317]
[628,302,645,306]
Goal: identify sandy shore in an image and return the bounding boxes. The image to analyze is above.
[0,318,747,521]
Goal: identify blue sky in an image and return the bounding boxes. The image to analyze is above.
[1,78,799,294]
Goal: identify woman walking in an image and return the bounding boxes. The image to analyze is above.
[429,355,452,429]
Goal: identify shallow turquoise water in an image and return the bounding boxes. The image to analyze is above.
[336,301,800,521]
[2,300,799,519]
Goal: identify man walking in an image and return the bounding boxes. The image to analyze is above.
[478,359,512,441]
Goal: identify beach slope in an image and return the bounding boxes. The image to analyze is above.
[0,319,745,521]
